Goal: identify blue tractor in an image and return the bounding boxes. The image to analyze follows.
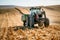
[21,7,49,28]
[15,7,49,28]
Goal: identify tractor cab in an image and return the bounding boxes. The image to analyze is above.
[30,7,41,15]
[30,7,42,21]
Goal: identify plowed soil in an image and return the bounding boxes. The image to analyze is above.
[0,25,60,40]
[0,5,60,40]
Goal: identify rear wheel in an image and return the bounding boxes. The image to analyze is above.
[44,18,49,27]
[29,21,34,28]
[29,17,34,28]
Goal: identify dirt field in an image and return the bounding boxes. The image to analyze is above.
[0,5,60,40]
[0,25,60,40]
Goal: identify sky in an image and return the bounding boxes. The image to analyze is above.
[0,0,60,7]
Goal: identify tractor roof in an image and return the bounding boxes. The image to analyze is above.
[30,7,41,10]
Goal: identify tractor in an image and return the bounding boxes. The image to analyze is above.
[21,7,49,28]
[15,7,49,28]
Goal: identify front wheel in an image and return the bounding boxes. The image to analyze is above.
[38,21,43,27]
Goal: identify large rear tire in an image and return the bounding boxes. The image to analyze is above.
[44,18,49,27]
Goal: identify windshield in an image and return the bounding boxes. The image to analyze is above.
[30,9,41,14]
